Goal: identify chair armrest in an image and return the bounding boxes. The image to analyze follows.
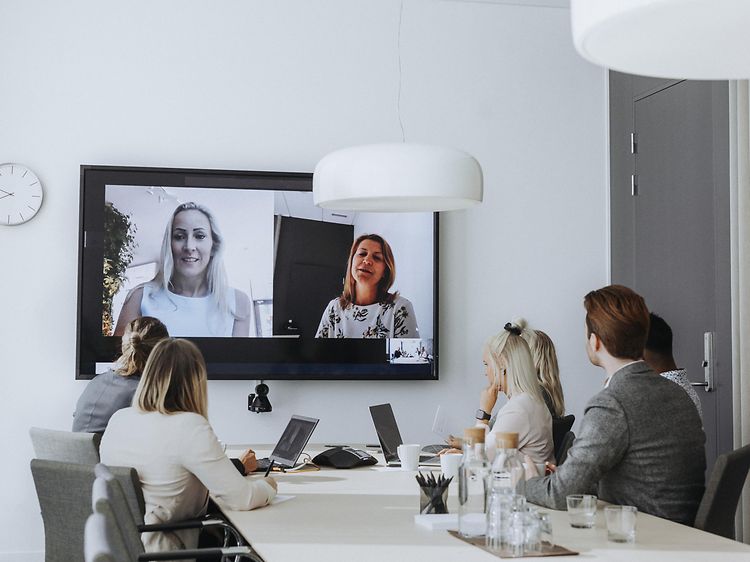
[137,546,262,561]
[138,518,245,547]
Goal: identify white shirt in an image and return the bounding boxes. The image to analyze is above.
[100,407,275,553]
[140,284,240,337]
[485,393,555,464]
[315,295,419,338]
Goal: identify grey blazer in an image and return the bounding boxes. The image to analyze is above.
[526,361,705,525]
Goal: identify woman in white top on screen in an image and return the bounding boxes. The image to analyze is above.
[113,202,252,338]
[468,321,554,464]
[315,234,419,339]
[100,338,276,554]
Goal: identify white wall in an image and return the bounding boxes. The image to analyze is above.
[0,0,607,559]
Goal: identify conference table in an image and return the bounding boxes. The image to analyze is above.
[222,445,750,561]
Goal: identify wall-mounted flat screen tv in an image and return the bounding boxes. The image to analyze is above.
[77,165,438,380]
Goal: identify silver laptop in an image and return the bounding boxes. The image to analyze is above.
[369,403,442,467]
[254,414,319,472]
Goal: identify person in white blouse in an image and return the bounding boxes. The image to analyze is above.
[114,202,253,338]
[100,338,276,554]
[315,233,419,339]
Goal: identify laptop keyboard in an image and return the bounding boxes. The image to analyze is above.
[253,457,273,472]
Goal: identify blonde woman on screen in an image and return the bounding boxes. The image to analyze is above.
[100,338,276,554]
[521,328,566,418]
[315,233,419,339]
[114,202,252,337]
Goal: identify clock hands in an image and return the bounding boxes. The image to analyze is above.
[0,192,13,200]
[0,188,13,196]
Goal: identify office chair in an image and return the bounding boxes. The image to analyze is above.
[30,426,101,464]
[556,431,575,466]
[693,443,750,540]
[30,459,143,562]
[552,414,575,462]
[88,468,262,562]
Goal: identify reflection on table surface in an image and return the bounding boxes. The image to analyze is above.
[221,445,750,562]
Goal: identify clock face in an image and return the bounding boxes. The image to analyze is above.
[0,163,43,226]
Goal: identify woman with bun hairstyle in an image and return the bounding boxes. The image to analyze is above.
[73,316,169,433]
[316,233,419,339]
[521,328,566,418]
[100,338,277,554]
[473,320,554,464]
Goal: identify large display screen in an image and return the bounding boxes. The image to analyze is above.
[77,165,438,380]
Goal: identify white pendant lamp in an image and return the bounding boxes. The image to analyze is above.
[571,0,750,79]
[313,143,483,212]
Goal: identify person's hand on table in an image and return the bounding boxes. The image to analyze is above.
[438,448,462,455]
[445,434,463,449]
[523,454,556,479]
[240,449,258,473]
[264,476,278,491]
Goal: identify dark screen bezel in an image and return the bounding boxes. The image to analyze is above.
[76,164,439,381]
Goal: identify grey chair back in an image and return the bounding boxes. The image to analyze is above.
[30,459,144,562]
[694,443,750,540]
[84,512,127,562]
[556,431,575,466]
[552,414,575,462]
[30,426,101,464]
[92,464,145,559]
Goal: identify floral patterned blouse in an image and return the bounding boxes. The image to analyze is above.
[315,295,419,339]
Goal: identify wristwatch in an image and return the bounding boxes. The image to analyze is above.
[475,409,491,421]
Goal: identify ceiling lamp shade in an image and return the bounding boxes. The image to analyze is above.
[571,0,750,79]
[313,143,483,212]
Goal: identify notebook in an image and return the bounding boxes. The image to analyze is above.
[369,403,443,467]
[254,414,319,472]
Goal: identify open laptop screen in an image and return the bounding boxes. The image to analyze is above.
[369,403,403,464]
[269,415,319,468]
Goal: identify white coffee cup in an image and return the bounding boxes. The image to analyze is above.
[440,452,462,480]
[397,443,421,471]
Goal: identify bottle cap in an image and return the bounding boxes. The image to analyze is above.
[495,432,519,449]
[463,427,486,445]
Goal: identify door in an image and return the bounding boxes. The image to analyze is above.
[610,74,732,472]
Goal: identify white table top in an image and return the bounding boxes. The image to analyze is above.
[221,446,750,561]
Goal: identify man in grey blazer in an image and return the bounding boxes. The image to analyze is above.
[525,285,705,525]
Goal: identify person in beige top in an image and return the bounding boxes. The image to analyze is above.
[100,338,277,554]
[445,321,554,464]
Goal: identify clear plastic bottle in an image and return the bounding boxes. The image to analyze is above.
[486,432,527,553]
[458,427,490,538]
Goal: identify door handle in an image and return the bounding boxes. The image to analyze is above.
[691,333,714,392]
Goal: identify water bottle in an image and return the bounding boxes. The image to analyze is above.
[485,432,527,553]
[458,427,490,538]
[490,432,526,498]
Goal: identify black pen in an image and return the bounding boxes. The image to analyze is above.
[264,459,274,477]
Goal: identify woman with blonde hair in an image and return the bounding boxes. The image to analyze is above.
[114,201,252,337]
[316,233,418,338]
[100,338,276,554]
[521,328,566,418]
[73,316,169,433]
[472,320,554,464]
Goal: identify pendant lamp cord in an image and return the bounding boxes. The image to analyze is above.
[397,0,406,143]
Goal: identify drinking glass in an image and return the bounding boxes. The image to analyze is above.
[566,494,597,528]
[605,505,637,543]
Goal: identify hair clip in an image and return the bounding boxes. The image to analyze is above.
[504,322,521,336]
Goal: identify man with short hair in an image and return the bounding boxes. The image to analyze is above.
[643,312,703,419]
[525,285,705,525]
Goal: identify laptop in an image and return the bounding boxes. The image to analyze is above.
[254,415,319,472]
[369,403,443,467]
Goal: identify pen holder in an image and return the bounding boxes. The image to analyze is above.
[419,486,450,514]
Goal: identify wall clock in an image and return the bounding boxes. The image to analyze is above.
[0,163,43,226]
